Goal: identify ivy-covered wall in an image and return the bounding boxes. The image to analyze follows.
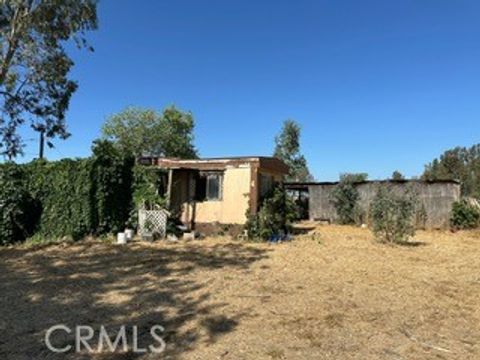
[0,141,135,245]
[25,159,95,240]
[0,164,39,244]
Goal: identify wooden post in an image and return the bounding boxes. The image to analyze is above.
[166,169,173,209]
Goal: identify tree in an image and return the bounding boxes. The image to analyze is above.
[391,171,405,180]
[0,0,98,159]
[330,173,367,225]
[160,106,198,159]
[340,172,368,183]
[422,144,480,198]
[370,186,416,244]
[102,106,198,159]
[273,119,312,182]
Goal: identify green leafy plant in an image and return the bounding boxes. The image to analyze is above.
[273,119,312,181]
[330,174,367,225]
[391,171,405,180]
[102,106,198,158]
[132,165,167,210]
[245,186,297,240]
[450,200,480,230]
[0,140,136,245]
[0,0,98,159]
[126,208,138,229]
[91,140,135,234]
[415,203,428,229]
[370,187,416,244]
[422,144,480,198]
[144,219,154,233]
[26,158,94,241]
[0,164,39,244]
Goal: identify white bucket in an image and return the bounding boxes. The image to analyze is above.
[117,232,127,244]
[125,229,134,241]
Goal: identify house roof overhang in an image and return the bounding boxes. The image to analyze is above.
[138,156,289,174]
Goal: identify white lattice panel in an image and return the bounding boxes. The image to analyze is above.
[138,209,169,238]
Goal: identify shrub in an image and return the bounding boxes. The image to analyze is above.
[370,187,416,244]
[132,165,167,210]
[450,200,480,230]
[330,174,364,224]
[26,159,94,240]
[0,140,136,245]
[0,164,40,244]
[91,140,135,234]
[245,186,297,240]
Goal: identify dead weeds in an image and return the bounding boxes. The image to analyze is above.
[0,225,479,359]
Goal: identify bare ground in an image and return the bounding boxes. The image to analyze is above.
[0,225,479,359]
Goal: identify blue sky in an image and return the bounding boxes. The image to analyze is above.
[20,0,480,181]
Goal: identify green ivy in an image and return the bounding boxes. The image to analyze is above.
[0,140,136,245]
[91,140,134,234]
[24,159,94,240]
[132,165,167,210]
[0,164,39,244]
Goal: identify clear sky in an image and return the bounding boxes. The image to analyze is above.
[20,0,480,181]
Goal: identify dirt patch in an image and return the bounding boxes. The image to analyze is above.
[194,222,244,238]
[0,225,479,359]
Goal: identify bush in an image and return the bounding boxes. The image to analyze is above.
[26,159,94,240]
[0,164,40,244]
[245,186,297,240]
[330,174,364,225]
[0,140,136,245]
[91,140,135,234]
[450,200,480,230]
[370,187,416,244]
[132,165,167,210]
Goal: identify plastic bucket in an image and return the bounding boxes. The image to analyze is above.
[117,232,127,244]
[125,229,134,241]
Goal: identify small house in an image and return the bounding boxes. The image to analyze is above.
[141,157,289,231]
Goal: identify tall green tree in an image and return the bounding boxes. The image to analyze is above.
[102,105,198,159]
[391,170,405,180]
[0,0,98,159]
[422,144,480,198]
[273,119,312,182]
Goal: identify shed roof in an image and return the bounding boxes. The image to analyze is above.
[285,178,460,190]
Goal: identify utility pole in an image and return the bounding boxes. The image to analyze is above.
[39,128,45,159]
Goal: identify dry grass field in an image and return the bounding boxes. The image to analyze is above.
[1,225,479,359]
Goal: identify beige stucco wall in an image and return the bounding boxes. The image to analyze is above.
[182,165,252,224]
